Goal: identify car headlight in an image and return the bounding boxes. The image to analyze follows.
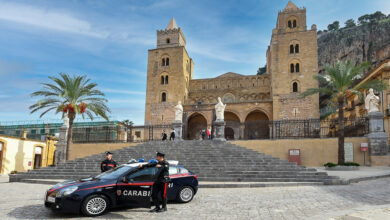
[57,186,78,197]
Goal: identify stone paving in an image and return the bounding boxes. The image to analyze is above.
[1,176,390,219]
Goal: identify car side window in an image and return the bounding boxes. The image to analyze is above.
[178,167,189,174]
[127,167,157,182]
[169,166,178,175]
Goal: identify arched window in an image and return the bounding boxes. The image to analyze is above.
[293,20,297,28]
[165,75,168,84]
[288,20,292,28]
[162,58,166,66]
[290,63,295,73]
[161,76,165,84]
[293,82,298,92]
[166,38,170,44]
[295,63,300,73]
[290,45,294,54]
[161,92,166,102]
[166,58,170,66]
[295,44,299,53]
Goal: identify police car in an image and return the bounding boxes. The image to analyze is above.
[44,161,198,216]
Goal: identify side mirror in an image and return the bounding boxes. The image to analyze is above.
[122,176,128,183]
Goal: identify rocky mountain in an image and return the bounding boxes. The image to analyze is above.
[317,20,390,72]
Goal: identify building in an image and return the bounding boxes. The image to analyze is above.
[144,1,319,140]
[0,132,57,175]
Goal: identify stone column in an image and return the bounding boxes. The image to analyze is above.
[172,121,183,140]
[55,126,68,165]
[367,111,389,155]
[213,120,226,141]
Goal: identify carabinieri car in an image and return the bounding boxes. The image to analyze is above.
[44,161,198,216]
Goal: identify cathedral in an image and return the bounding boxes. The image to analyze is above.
[144,1,320,140]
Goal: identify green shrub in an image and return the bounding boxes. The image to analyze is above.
[324,162,337,167]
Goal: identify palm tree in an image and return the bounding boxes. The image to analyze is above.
[29,73,110,160]
[301,60,387,165]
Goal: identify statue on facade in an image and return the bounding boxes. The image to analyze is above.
[174,101,183,122]
[215,97,226,121]
[365,88,380,113]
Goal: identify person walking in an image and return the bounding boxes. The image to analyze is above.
[169,128,175,141]
[139,152,169,213]
[201,129,206,140]
[100,151,117,172]
[207,127,211,140]
[162,130,167,141]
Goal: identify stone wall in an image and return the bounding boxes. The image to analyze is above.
[233,137,369,167]
[68,142,137,160]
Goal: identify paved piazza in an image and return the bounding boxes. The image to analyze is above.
[1,177,390,219]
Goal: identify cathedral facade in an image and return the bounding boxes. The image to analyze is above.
[144,1,319,140]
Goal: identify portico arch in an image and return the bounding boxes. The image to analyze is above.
[224,111,241,140]
[187,113,207,140]
[244,110,269,139]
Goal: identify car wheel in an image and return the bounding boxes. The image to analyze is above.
[81,194,109,217]
[177,186,194,203]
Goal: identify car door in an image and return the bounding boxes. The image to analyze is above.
[116,167,157,208]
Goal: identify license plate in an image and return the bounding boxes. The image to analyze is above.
[47,196,55,203]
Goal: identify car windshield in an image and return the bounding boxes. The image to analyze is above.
[94,165,136,180]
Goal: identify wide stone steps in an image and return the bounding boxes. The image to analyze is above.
[10,140,338,183]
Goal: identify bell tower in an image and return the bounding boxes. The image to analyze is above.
[268,1,319,119]
[144,18,194,125]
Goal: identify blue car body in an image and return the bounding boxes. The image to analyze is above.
[44,163,198,214]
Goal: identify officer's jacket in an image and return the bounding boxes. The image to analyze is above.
[100,159,117,172]
[144,160,169,182]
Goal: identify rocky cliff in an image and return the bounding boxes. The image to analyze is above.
[317,21,390,72]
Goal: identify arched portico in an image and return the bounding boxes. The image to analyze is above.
[187,113,207,140]
[224,111,241,140]
[244,110,270,139]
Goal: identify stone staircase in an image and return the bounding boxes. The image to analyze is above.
[10,141,339,184]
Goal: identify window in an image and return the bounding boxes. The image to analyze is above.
[288,20,292,28]
[166,58,169,66]
[49,129,55,135]
[293,82,298,92]
[293,20,297,28]
[162,58,166,66]
[161,76,165,84]
[290,45,294,54]
[178,167,189,174]
[290,63,295,73]
[40,129,45,134]
[295,44,299,53]
[169,166,178,175]
[295,63,300,73]
[166,38,170,44]
[165,75,168,84]
[31,130,36,134]
[161,92,166,102]
[135,131,141,138]
[128,167,158,182]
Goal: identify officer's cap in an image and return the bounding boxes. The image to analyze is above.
[156,152,165,157]
[106,151,113,155]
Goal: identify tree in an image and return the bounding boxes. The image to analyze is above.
[358,14,370,25]
[344,19,356,28]
[370,11,386,22]
[301,60,387,165]
[122,120,134,127]
[30,73,110,160]
[257,65,267,75]
[327,21,340,31]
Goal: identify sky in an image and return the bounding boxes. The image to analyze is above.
[0,0,389,125]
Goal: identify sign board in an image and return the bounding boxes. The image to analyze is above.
[344,143,354,162]
[360,143,369,152]
[288,149,301,165]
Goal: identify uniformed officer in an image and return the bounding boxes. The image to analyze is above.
[100,151,117,172]
[139,152,169,213]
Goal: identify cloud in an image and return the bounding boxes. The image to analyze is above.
[0,59,31,76]
[0,2,108,38]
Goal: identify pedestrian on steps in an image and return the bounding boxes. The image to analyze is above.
[162,130,167,141]
[100,151,117,172]
[169,128,175,141]
[207,127,211,140]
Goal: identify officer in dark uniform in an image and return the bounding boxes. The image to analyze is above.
[139,152,169,212]
[100,151,117,172]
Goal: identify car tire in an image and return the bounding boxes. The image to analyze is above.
[177,186,194,203]
[81,194,109,217]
